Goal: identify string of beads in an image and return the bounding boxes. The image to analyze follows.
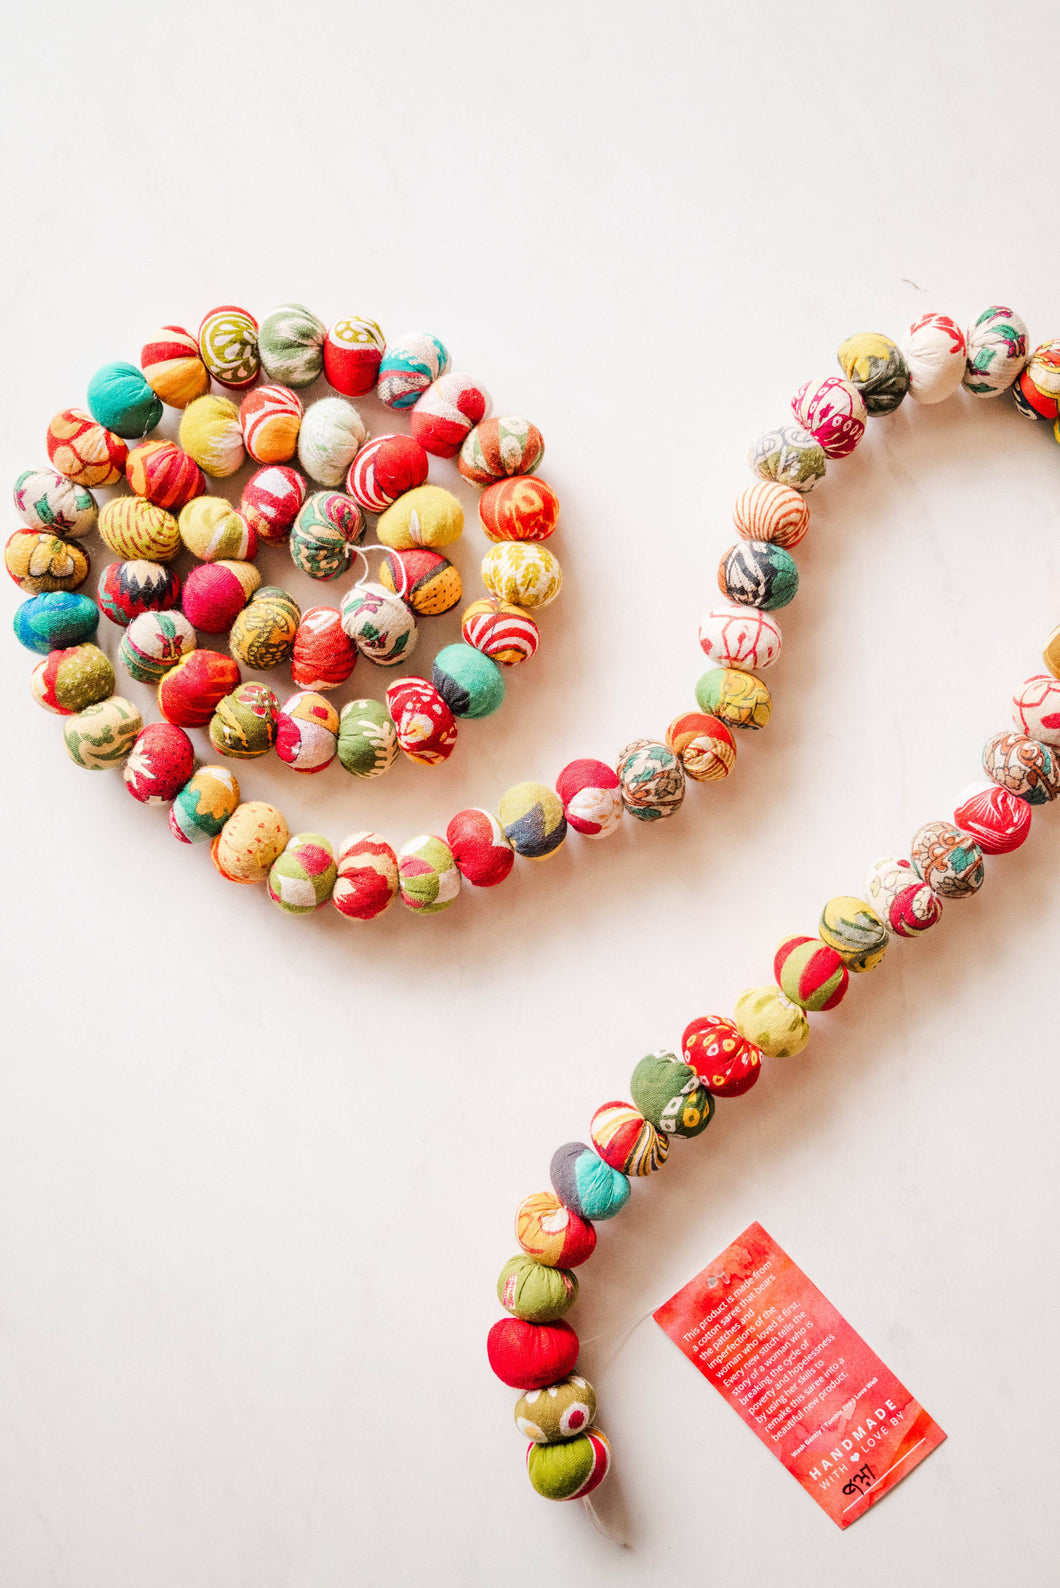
[484,307,1060,1504]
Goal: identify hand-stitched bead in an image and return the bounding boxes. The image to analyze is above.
[178,394,245,478]
[665,712,736,781]
[1013,339,1060,420]
[487,1317,579,1390]
[240,465,307,543]
[99,559,182,625]
[863,856,943,936]
[13,467,97,538]
[239,384,302,464]
[140,326,209,408]
[377,332,449,409]
[498,782,567,858]
[122,722,195,804]
[791,377,866,458]
[459,417,544,485]
[267,834,338,914]
[386,678,457,765]
[47,408,128,487]
[497,1256,577,1322]
[963,306,1029,397]
[119,610,197,684]
[332,831,399,919]
[13,591,98,653]
[323,316,385,397]
[629,1051,713,1137]
[680,1016,761,1097]
[168,765,240,844]
[346,433,429,512]
[341,582,418,666]
[818,895,889,970]
[748,423,826,492]
[694,667,772,730]
[31,643,114,715]
[515,1191,596,1268]
[1045,624,1060,680]
[698,601,782,670]
[211,801,289,883]
[198,305,259,389]
[208,682,280,759]
[526,1431,611,1501]
[125,440,204,511]
[589,1102,668,1175]
[515,1375,597,1443]
[229,587,301,670]
[297,397,367,487]
[291,607,357,692]
[411,372,490,457]
[258,303,326,389]
[158,649,241,727]
[275,691,339,774]
[837,332,909,415]
[461,598,539,664]
[952,781,1032,854]
[718,539,798,610]
[290,491,365,580]
[86,362,162,438]
[733,987,810,1057]
[6,530,89,594]
[1011,676,1060,748]
[550,1142,630,1219]
[616,738,685,821]
[732,481,809,549]
[181,560,259,633]
[100,498,181,563]
[376,484,464,551]
[63,696,142,770]
[397,833,461,912]
[773,936,849,1010]
[337,699,398,779]
[446,808,515,886]
[179,497,257,562]
[902,313,967,404]
[432,643,505,718]
[379,548,462,616]
[555,758,623,838]
[478,475,560,543]
[910,822,986,897]
[982,731,1059,805]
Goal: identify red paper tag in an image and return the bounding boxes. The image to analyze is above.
[654,1223,946,1527]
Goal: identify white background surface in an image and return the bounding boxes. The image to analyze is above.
[2,3,1058,1584]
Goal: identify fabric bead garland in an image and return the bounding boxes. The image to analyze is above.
[7,297,1060,1517]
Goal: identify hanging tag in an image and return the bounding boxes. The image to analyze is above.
[654,1222,945,1528]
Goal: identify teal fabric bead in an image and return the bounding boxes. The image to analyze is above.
[431,642,505,718]
[550,1141,630,1220]
[14,591,99,653]
[87,361,163,439]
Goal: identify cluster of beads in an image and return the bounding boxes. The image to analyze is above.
[486,304,1060,1503]
[9,308,576,908]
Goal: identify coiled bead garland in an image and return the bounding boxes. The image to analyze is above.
[484,305,1060,1506]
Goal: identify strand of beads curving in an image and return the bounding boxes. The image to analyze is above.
[486,308,1060,1505]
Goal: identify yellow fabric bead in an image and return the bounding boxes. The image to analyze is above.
[1045,623,1060,680]
[481,542,562,609]
[98,497,180,563]
[179,394,245,478]
[734,987,810,1058]
[179,497,255,561]
[819,895,889,972]
[376,485,464,550]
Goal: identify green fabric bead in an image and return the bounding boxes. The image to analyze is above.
[267,833,337,914]
[208,683,279,758]
[498,1256,578,1322]
[337,698,398,778]
[526,1431,611,1500]
[431,642,505,718]
[515,1375,597,1442]
[62,696,142,769]
[630,1049,714,1138]
[87,361,163,438]
[258,302,327,389]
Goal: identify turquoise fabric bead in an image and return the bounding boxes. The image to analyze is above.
[550,1141,630,1220]
[431,642,505,718]
[87,361,163,439]
[14,591,99,653]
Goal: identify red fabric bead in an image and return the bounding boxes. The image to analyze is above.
[486,1317,579,1390]
[681,1016,762,1098]
[446,808,514,887]
[291,606,357,691]
[182,562,255,633]
[479,475,559,543]
[122,722,195,804]
[515,1191,597,1268]
[385,676,458,765]
[346,433,429,511]
[126,440,205,510]
[410,373,489,458]
[555,758,621,836]
[953,782,1033,854]
[158,650,241,727]
[773,935,849,1012]
[240,465,306,543]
